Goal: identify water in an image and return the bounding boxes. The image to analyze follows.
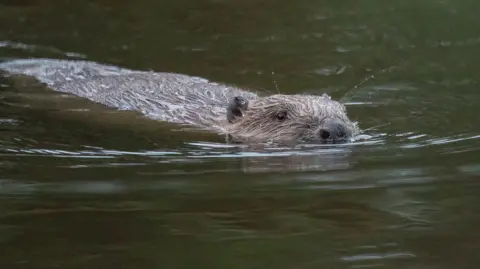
[1,0,480,268]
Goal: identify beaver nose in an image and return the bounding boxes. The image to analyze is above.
[318,119,347,140]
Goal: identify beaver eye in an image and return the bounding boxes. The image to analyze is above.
[276,111,287,121]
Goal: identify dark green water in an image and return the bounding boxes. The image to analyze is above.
[1,0,480,268]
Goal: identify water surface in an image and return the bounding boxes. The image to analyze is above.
[1,0,480,268]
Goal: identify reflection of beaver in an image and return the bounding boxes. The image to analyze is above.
[0,58,360,144]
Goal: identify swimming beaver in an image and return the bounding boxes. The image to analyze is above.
[0,58,360,144]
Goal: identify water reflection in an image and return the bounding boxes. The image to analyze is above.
[0,41,87,59]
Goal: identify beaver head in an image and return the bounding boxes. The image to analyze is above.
[225,93,359,144]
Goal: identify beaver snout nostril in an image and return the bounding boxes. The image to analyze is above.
[318,119,348,141]
[319,129,331,140]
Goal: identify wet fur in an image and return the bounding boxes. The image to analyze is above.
[0,58,359,143]
[227,94,359,143]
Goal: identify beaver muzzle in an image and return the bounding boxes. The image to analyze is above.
[318,118,348,142]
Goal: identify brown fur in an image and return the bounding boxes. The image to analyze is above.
[225,94,359,143]
[0,58,360,144]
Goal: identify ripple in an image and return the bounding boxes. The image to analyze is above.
[399,134,480,149]
[341,251,416,262]
[313,64,348,76]
[0,40,87,59]
[0,140,359,173]
[428,36,480,48]
[0,138,364,159]
[0,118,20,125]
[0,178,192,195]
[458,164,480,176]
[1,147,181,158]
[288,167,443,191]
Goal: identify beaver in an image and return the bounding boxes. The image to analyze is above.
[0,58,360,144]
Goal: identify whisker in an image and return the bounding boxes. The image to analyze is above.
[360,122,390,132]
[351,60,408,90]
[272,71,280,94]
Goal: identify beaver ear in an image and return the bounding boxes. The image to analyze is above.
[227,96,249,123]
